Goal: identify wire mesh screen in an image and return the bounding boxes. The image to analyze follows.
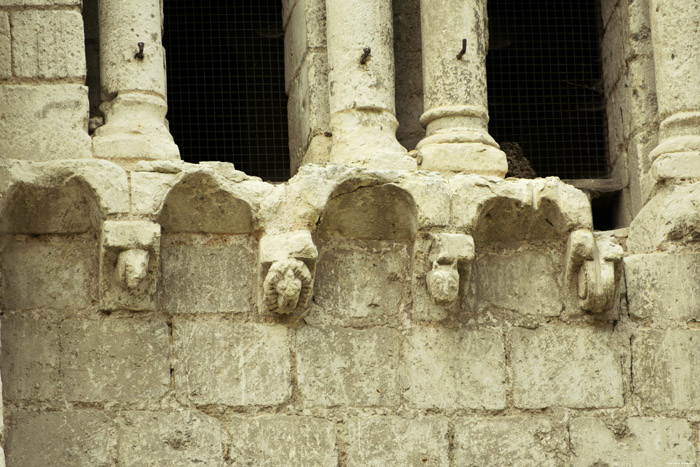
[486,0,607,179]
[163,1,289,181]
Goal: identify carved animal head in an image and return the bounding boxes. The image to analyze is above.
[263,258,313,314]
[116,248,150,290]
[275,267,303,310]
[426,262,460,304]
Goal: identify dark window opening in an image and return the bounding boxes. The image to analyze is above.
[163,1,289,181]
[486,0,607,179]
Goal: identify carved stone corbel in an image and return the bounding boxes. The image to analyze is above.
[426,233,475,305]
[566,229,623,313]
[260,231,318,314]
[100,220,160,311]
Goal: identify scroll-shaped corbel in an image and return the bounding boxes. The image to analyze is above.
[260,231,317,314]
[426,233,475,305]
[566,229,623,313]
[100,220,161,311]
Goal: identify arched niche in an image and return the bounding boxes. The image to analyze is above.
[0,178,102,234]
[157,172,257,314]
[311,180,418,324]
[473,196,573,244]
[158,172,254,234]
[470,179,592,245]
[0,174,104,312]
[468,179,593,318]
[317,180,418,242]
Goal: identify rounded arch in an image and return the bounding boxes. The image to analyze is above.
[317,179,418,241]
[0,177,102,234]
[470,179,592,244]
[158,171,254,234]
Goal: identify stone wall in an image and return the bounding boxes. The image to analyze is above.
[0,162,698,466]
[1,0,700,465]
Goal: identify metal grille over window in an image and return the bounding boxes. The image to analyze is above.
[486,0,607,179]
[163,1,289,181]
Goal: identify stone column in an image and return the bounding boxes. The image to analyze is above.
[325,0,416,170]
[93,0,179,161]
[416,0,506,177]
[647,0,700,183]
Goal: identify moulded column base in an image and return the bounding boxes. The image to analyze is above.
[416,128,507,177]
[93,93,180,161]
[418,142,507,177]
[651,151,700,182]
[329,109,417,171]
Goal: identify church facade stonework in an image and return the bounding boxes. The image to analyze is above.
[0,0,700,465]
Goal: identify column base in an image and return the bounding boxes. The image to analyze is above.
[329,109,417,171]
[648,134,700,184]
[416,128,507,177]
[93,93,180,161]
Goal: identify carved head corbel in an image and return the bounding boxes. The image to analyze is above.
[260,231,318,315]
[263,258,313,314]
[116,248,150,290]
[99,221,161,311]
[566,229,623,313]
[426,233,475,305]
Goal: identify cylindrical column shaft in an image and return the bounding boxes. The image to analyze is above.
[417,0,506,176]
[648,0,700,182]
[326,0,416,170]
[93,0,179,161]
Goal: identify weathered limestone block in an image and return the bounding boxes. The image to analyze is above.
[314,241,410,321]
[284,0,326,89]
[297,326,400,407]
[625,253,700,320]
[260,231,317,315]
[117,411,222,466]
[0,13,9,79]
[161,235,255,314]
[346,416,449,467]
[226,415,337,466]
[287,52,331,171]
[570,417,695,467]
[131,171,178,216]
[565,230,623,313]
[633,329,700,410]
[475,248,563,316]
[1,314,59,401]
[11,10,86,79]
[174,320,291,406]
[425,233,474,305]
[0,236,96,311]
[61,317,170,403]
[99,221,160,311]
[0,85,91,160]
[453,416,567,467]
[600,4,628,99]
[4,410,116,467]
[510,326,624,408]
[401,327,506,410]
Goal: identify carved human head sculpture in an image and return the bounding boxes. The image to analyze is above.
[116,248,150,290]
[426,260,460,304]
[263,258,313,314]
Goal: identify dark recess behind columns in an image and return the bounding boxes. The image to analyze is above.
[163,1,290,181]
[486,0,608,179]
